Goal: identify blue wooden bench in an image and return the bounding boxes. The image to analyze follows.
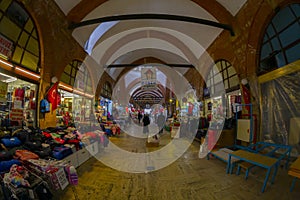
[207,148,240,173]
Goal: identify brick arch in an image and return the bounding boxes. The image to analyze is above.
[117,69,172,104]
[115,57,177,99]
[116,57,167,82]
[245,0,298,76]
[22,0,86,90]
[107,57,186,105]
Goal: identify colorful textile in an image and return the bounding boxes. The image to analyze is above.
[15,150,39,161]
[3,164,30,187]
[65,165,78,185]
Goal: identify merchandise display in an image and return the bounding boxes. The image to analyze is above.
[0,78,37,128]
[0,125,108,199]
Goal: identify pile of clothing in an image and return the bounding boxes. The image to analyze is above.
[0,126,108,174]
[3,164,31,188]
[1,164,53,199]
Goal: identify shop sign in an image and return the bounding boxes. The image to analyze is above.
[0,34,13,59]
[141,67,156,91]
[10,109,24,121]
[0,81,7,103]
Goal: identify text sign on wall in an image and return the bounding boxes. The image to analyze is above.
[0,34,13,59]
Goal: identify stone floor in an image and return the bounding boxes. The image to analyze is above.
[53,130,300,200]
[1,129,299,200]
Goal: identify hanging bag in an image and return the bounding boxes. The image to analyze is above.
[40,99,50,113]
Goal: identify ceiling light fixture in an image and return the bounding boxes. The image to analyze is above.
[0,72,17,83]
[15,67,40,79]
[0,59,13,68]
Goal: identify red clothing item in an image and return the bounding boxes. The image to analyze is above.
[85,132,97,139]
[42,132,51,138]
[54,138,65,144]
[188,102,194,114]
[66,139,80,150]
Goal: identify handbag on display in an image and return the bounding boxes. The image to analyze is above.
[52,146,73,160]
[24,140,42,151]
[40,99,50,113]
[33,147,52,158]
[1,137,22,148]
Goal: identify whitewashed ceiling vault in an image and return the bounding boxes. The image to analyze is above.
[54,0,247,101]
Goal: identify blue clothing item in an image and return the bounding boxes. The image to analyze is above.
[1,137,22,148]
[40,99,50,113]
[0,159,21,173]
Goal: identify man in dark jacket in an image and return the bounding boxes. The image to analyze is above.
[138,111,143,124]
[142,114,150,134]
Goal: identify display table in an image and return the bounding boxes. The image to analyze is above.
[207,148,240,174]
[247,142,292,169]
[227,150,279,193]
[64,142,99,168]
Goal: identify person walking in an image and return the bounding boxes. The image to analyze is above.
[138,111,143,124]
[157,112,166,134]
[142,114,150,134]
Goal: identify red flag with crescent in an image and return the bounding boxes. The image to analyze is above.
[47,82,59,110]
[242,84,251,112]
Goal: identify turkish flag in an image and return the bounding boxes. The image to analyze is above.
[47,82,59,110]
[242,84,251,112]
[57,92,61,105]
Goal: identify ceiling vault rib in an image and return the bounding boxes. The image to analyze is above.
[105,64,194,68]
[68,14,234,36]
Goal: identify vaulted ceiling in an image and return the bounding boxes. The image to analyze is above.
[54,0,247,105]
